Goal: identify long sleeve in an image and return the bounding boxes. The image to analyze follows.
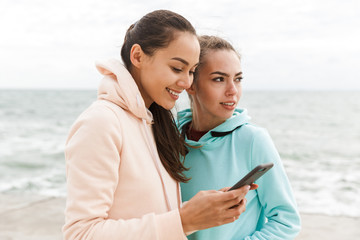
[244,129,301,240]
[63,104,186,240]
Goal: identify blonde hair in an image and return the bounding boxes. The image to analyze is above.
[193,35,240,84]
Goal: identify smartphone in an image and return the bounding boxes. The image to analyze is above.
[228,162,274,191]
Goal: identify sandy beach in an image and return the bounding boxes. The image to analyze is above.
[0,193,359,240]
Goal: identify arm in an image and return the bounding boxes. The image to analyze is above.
[63,105,186,240]
[244,129,301,240]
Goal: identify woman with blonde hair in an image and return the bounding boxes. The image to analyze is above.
[179,35,301,239]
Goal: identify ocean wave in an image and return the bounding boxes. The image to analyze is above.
[1,90,359,217]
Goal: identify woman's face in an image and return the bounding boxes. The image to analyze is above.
[136,32,200,109]
[188,49,242,130]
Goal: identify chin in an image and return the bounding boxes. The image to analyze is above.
[223,112,235,120]
[159,101,176,110]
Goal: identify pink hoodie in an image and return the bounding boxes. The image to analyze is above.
[63,59,187,240]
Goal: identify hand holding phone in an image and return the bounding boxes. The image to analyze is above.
[228,163,273,209]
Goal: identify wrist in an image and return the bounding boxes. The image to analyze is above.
[179,206,194,233]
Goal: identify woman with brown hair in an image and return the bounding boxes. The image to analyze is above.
[63,10,251,240]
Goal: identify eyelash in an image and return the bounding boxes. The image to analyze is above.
[172,67,182,73]
[212,77,243,82]
[213,77,223,82]
[172,67,195,75]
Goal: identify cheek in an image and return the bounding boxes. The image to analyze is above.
[155,68,176,86]
[237,86,242,98]
[144,70,167,89]
[198,89,217,106]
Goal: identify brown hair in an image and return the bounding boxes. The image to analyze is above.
[193,35,240,84]
[120,10,196,182]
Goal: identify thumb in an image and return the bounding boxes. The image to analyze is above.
[218,187,231,192]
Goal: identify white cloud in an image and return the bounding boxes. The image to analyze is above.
[0,0,359,90]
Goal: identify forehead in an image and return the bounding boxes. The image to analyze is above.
[154,32,200,65]
[202,49,241,72]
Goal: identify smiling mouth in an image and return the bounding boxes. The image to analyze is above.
[166,88,181,96]
[221,102,235,106]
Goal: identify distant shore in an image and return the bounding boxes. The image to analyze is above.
[1,193,359,240]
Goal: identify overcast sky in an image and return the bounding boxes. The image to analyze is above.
[0,0,359,90]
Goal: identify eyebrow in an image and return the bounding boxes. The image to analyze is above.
[171,57,189,66]
[210,71,243,77]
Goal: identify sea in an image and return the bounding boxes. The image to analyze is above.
[0,89,359,217]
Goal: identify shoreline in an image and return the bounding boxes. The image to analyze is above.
[1,194,359,240]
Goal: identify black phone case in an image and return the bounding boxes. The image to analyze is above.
[229,162,274,191]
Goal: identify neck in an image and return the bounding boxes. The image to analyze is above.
[131,68,153,108]
[187,122,208,141]
[191,112,224,132]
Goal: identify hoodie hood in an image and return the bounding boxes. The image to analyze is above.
[96,58,153,124]
[177,108,251,147]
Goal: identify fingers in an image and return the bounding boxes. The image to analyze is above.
[222,216,237,225]
[213,185,248,209]
[227,198,247,214]
[224,196,244,209]
[224,185,250,199]
[220,198,247,225]
[180,189,249,231]
[250,183,258,190]
[218,186,231,192]
[227,194,248,208]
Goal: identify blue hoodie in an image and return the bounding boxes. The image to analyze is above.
[178,108,301,240]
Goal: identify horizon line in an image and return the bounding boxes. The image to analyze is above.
[0,87,359,92]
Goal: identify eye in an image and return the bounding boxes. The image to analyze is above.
[212,77,224,82]
[189,70,195,75]
[235,77,243,82]
[172,67,182,73]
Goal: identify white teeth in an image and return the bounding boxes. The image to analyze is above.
[222,102,235,106]
[167,88,180,96]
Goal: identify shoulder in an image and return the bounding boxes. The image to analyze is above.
[176,108,192,129]
[65,101,126,156]
[69,100,126,139]
[231,124,278,154]
[79,101,120,124]
[235,123,270,140]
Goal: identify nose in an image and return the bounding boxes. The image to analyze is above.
[177,74,193,89]
[225,81,238,96]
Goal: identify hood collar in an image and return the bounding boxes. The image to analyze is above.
[177,108,251,145]
[96,59,153,124]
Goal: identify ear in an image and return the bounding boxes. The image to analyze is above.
[186,83,196,96]
[129,44,143,68]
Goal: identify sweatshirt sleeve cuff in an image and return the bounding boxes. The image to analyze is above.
[156,209,187,240]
